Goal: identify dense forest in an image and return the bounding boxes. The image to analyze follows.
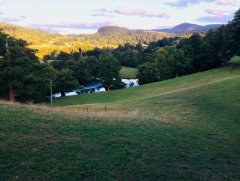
[0,8,239,103]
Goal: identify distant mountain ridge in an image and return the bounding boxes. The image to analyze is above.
[97,23,222,35]
[0,23,172,59]
[97,26,147,35]
[154,23,222,34]
[97,26,130,34]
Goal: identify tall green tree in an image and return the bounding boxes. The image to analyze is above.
[98,54,122,90]
[53,69,79,97]
[72,60,91,85]
[178,34,216,72]
[0,32,53,103]
[137,62,159,85]
[204,27,224,65]
[230,8,240,56]
[155,46,190,80]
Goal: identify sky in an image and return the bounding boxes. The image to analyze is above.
[0,0,239,34]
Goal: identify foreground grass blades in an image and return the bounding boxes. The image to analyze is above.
[1,103,239,180]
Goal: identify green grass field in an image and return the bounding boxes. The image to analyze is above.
[120,66,138,79]
[0,59,240,180]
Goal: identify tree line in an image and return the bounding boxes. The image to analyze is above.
[136,9,239,84]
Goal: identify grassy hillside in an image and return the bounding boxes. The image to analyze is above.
[120,66,138,79]
[0,61,240,180]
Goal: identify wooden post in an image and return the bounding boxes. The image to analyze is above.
[50,78,53,106]
[105,105,107,112]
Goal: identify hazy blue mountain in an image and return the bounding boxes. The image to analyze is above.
[154,23,222,34]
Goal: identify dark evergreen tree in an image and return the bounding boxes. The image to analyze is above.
[0,32,55,103]
[98,54,123,90]
[230,9,240,56]
[137,62,159,85]
[53,69,79,97]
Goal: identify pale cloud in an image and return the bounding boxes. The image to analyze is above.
[216,0,236,5]
[19,16,27,19]
[206,9,228,18]
[113,8,169,18]
[0,16,26,22]
[196,8,233,22]
[93,8,169,18]
[0,0,7,5]
[91,12,114,17]
[30,21,114,34]
[166,0,215,7]
[112,8,145,16]
[31,21,113,32]
[196,15,233,22]
[166,0,238,7]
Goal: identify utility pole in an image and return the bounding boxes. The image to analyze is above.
[50,78,53,106]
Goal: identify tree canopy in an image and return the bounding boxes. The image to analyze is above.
[0,32,53,103]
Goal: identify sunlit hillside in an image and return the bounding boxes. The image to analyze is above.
[0,23,174,59]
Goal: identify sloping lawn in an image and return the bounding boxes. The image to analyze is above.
[120,66,138,79]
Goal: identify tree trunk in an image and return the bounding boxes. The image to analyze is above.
[61,92,66,97]
[8,76,15,103]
